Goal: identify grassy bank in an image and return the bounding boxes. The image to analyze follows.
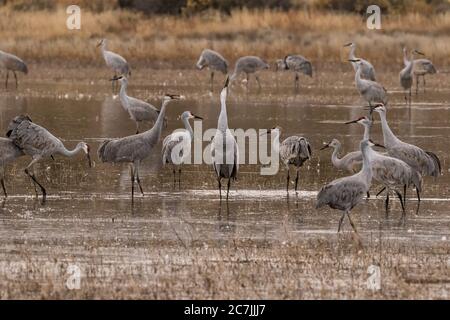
[1,7,450,69]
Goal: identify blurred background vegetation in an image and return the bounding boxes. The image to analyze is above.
[1,0,449,68]
[1,0,450,14]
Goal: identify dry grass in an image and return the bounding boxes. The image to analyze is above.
[1,7,450,68]
[0,237,449,299]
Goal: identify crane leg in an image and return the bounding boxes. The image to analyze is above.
[210,71,214,91]
[294,169,299,192]
[294,73,299,89]
[25,168,46,204]
[385,190,390,216]
[366,191,370,199]
[246,73,249,91]
[423,76,426,93]
[112,73,117,92]
[394,190,405,218]
[286,170,290,193]
[337,212,346,232]
[403,184,407,209]
[130,164,136,203]
[5,71,8,89]
[346,211,359,235]
[178,168,181,189]
[1,178,7,198]
[415,75,419,95]
[409,88,412,106]
[416,188,421,203]
[218,178,222,201]
[376,187,386,197]
[172,168,176,187]
[256,75,262,90]
[13,71,18,89]
[135,163,144,196]
[226,178,231,201]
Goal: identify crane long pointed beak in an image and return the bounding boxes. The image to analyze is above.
[320,143,330,151]
[110,75,122,81]
[343,42,352,47]
[345,119,359,124]
[193,114,203,120]
[415,50,425,56]
[348,59,359,63]
[224,76,229,88]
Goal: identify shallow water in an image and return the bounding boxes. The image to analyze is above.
[0,68,449,298]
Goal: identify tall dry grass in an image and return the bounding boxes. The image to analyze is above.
[1,7,450,68]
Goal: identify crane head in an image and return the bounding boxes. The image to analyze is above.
[345,116,370,126]
[369,103,386,114]
[96,39,105,48]
[78,142,92,167]
[320,139,340,150]
[348,59,361,64]
[343,42,354,48]
[412,49,425,56]
[163,94,181,103]
[180,111,202,120]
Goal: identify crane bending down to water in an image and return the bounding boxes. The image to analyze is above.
[399,48,415,106]
[97,39,131,91]
[412,51,436,94]
[316,139,373,235]
[349,59,387,106]
[320,139,362,174]
[98,94,180,202]
[346,116,423,218]
[6,115,91,203]
[344,42,376,81]
[196,49,228,89]
[263,126,311,192]
[0,137,24,198]
[275,55,312,89]
[114,75,162,134]
[162,111,203,187]
[211,77,239,200]
[0,49,28,89]
[371,103,441,202]
[230,56,269,89]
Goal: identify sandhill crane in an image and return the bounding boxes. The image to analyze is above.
[316,139,373,236]
[6,115,91,203]
[230,56,269,89]
[97,39,131,91]
[262,126,311,192]
[344,42,376,81]
[275,55,312,89]
[346,116,423,219]
[0,137,24,198]
[98,94,180,202]
[113,75,162,134]
[211,77,238,200]
[412,50,436,94]
[320,139,362,174]
[399,47,415,106]
[196,49,228,89]
[0,49,28,89]
[162,111,203,187]
[371,103,441,202]
[349,59,387,106]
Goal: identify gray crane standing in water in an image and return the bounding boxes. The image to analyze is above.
[0,137,25,198]
[350,59,387,106]
[6,115,92,203]
[371,103,441,202]
[346,116,423,219]
[196,49,228,89]
[97,39,131,91]
[162,111,203,187]
[344,42,376,81]
[316,139,373,236]
[98,94,180,202]
[211,77,239,200]
[275,55,313,89]
[230,56,269,90]
[262,126,311,192]
[412,50,436,94]
[113,75,162,134]
[399,47,415,106]
[0,49,28,89]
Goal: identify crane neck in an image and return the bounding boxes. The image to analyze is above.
[182,117,194,138]
[360,143,373,185]
[119,81,129,110]
[331,144,342,165]
[378,112,399,148]
[59,143,84,157]
[144,99,169,141]
[218,89,228,132]
[271,130,281,154]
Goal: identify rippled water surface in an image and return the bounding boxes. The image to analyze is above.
[0,67,449,299]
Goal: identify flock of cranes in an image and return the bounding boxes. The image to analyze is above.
[0,39,443,236]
